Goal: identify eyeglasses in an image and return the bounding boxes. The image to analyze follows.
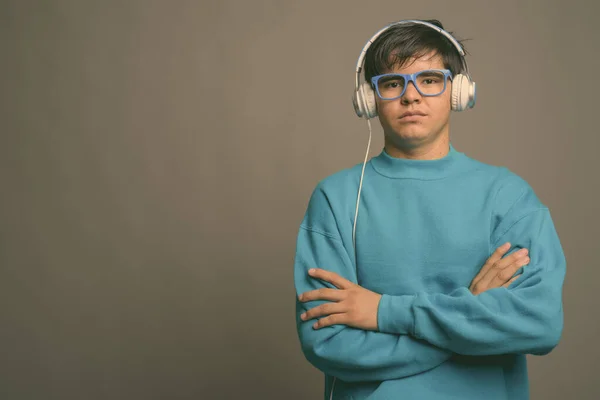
[370,69,453,100]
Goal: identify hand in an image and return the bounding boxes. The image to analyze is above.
[298,268,382,331]
[469,242,530,295]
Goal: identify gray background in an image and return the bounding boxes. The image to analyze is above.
[1,0,597,399]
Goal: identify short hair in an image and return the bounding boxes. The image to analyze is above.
[363,19,467,84]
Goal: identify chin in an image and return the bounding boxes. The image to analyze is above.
[384,126,440,148]
[388,120,447,140]
[391,128,430,141]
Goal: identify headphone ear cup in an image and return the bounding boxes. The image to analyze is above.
[353,82,378,119]
[451,74,476,111]
[469,81,477,109]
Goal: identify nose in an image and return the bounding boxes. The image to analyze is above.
[401,81,421,105]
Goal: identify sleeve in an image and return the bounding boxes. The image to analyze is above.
[294,184,453,383]
[376,174,566,356]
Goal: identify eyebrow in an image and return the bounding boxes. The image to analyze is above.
[418,71,442,76]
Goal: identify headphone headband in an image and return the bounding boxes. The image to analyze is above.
[354,20,469,90]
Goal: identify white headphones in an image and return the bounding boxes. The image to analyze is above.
[352,20,477,119]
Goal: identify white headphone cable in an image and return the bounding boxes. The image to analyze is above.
[330,118,372,400]
[352,118,372,250]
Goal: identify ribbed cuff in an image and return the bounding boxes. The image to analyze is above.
[377,293,417,335]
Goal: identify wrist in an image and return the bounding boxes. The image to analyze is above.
[377,294,417,335]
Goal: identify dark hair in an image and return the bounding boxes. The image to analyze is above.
[363,19,467,84]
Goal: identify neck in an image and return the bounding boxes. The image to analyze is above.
[383,129,450,160]
[370,140,466,180]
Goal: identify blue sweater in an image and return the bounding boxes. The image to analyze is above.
[293,143,566,400]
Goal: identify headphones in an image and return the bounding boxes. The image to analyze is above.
[352,20,477,119]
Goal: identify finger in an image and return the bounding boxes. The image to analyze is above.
[473,247,528,290]
[470,242,511,288]
[487,242,512,265]
[299,288,345,303]
[308,268,354,289]
[313,313,347,330]
[301,302,346,321]
[502,274,522,288]
[488,256,530,289]
[496,248,528,270]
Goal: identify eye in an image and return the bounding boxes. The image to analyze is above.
[422,78,438,85]
[380,77,404,88]
[417,70,446,87]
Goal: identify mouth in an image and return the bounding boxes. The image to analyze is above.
[398,113,427,123]
[399,111,427,119]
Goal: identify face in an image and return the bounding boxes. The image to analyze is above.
[374,51,452,151]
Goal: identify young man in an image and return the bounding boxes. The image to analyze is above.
[293,20,566,399]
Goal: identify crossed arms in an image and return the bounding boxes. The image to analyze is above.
[294,183,566,383]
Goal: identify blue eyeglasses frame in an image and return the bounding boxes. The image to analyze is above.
[370,69,453,100]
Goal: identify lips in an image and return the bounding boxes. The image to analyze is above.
[399,111,427,119]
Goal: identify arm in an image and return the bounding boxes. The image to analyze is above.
[294,185,452,383]
[377,177,566,356]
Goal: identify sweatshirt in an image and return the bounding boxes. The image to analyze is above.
[293,143,566,400]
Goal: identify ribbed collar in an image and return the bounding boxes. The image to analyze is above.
[370,143,466,180]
